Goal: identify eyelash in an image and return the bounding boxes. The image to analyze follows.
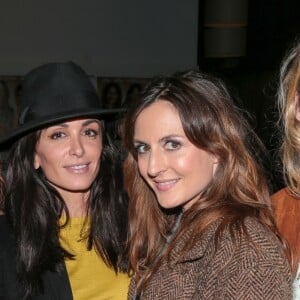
[49,128,99,140]
[134,140,181,154]
[84,128,99,137]
[165,140,181,150]
[50,131,65,140]
[135,144,149,154]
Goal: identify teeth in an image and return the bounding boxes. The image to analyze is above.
[70,164,87,170]
[158,180,177,186]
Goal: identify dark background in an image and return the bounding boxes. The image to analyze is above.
[198,0,300,191]
[0,0,299,190]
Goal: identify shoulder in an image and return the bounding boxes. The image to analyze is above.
[218,217,287,262]
[175,218,292,299]
[271,188,300,220]
[0,215,24,299]
[185,217,291,281]
[243,218,286,255]
[272,187,300,205]
[202,218,292,299]
[189,217,285,257]
[271,187,290,200]
[0,215,14,244]
[218,218,291,278]
[271,187,300,273]
[0,215,17,271]
[0,215,16,260]
[0,214,9,226]
[0,215,73,299]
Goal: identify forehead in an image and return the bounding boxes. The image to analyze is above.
[134,100,184,139]
[49,118,100,127]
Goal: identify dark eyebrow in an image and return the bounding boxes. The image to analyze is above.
[50,123,68,128]
[134,134,183,144]
[82,119,100,126]
[51,119,100,128]
[159,134,183,143]
[133,139,144,144]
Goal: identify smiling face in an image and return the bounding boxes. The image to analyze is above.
[34,118,102,201]
[133,100,218,210]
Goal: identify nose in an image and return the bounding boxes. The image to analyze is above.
[147,149,167,178]
[69,136,84,157]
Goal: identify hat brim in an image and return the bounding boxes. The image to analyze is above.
[0,107,126,147]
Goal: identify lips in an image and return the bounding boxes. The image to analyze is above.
[65,163,89,173]
[70,164,87,170]
[154,179,179,191]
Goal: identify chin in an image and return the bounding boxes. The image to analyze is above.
[158,201,179,210]
[65,183,92,193]
[68,180,94,189]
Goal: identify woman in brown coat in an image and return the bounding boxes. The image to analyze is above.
[122,70,292,299]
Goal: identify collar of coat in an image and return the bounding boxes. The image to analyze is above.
[168,220,221,267]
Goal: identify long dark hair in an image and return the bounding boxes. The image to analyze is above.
[122,70,288,292]
[4,123,129,297]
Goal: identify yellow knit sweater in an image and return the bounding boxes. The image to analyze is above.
[59,217,129,300]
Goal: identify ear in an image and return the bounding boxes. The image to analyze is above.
[212,155,219,164]
[295,94,300,122]
[34,153,40,170]
[211,155,219,174]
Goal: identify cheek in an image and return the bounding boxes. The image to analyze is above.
[175,155,195,173]
[137,157,148,179]
[196,159,216,185]
[93,143,103,161]
[181,152,216,182]
[85,138,102,155]
[36,147,63,173]
[38,154,56,172]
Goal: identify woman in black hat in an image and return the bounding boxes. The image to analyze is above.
[0,62,129,299]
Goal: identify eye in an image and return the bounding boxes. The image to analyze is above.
[165,140,181,150]
[134,143,149,154]
[50,131,66,140]
[83,128,99,137]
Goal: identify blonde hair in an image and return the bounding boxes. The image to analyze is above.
[278,40,300,194]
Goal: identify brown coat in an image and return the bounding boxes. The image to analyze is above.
[272,187,300,274]
[128,218,291,300]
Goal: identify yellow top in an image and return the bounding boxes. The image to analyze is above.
[59,217,130,300]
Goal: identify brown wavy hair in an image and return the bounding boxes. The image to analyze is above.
[122,70,288,292]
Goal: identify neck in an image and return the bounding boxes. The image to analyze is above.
[60,190,89,218]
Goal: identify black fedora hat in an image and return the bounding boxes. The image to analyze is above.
[0,61,125,145]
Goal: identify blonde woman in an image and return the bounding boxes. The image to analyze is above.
[272,40,300,298]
